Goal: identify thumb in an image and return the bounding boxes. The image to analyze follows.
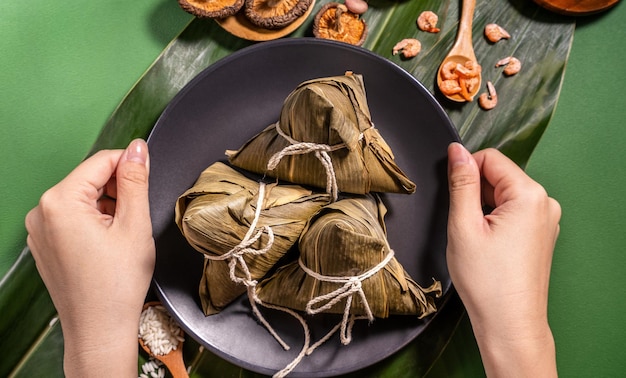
[114,139,151,228]
[447,143,483,227]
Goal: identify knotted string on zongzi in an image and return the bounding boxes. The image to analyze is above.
[300,248,395,346]
[256,194,442,330]
[266,121,356,201]
[175,162,329,315]
[196,180,320,378]
[226,72,416,196]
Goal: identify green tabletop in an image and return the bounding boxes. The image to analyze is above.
[1,1,625,376]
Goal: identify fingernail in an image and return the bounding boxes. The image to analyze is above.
[126,139,147,164]
[448,142,471,167]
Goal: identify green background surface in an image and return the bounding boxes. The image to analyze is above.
[1,0,624,376]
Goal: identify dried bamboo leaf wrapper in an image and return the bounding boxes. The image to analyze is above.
[175,162,330,314]
[256,195,441,319]
[199,259,241,315]
[226,73,416,195]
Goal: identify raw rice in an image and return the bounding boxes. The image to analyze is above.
[138,304,185,356]
[138,358,165,378]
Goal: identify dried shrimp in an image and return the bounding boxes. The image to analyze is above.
[484,23,510,43]
[440,61,459,80]
[478,81,497,110]
[496,56,521,76]
[456,60,482,78]
[417,11,440,33]
[392,38,421,58]
[439,59,482,101]
[440,80,462,96]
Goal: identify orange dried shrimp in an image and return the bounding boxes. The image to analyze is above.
[439,60,482,101]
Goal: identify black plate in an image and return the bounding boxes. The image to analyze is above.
[147,38,460,377]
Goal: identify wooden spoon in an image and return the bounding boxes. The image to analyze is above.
[436,0,481,102]
[139,301,189,378]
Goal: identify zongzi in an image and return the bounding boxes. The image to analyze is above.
[255,194,441,325]
[175,162,330,315]
[226,72,416,198]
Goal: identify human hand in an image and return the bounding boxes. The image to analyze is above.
[446,143,560,377]
[25,139,154,377]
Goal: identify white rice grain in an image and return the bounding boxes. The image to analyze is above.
[138,305,184,378]
[138,358,165,378]
[138,305,184,356]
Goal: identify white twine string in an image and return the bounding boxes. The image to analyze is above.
[248,286,312,378]
[299,249,395,346]
[202,181,313,377]
[203,183,292,350]
[268,123,360,202]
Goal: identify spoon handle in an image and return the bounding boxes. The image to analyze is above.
[453,0,477,58]
[459,0,476,36]
[159,348,189,378]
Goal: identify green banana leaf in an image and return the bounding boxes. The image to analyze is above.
[0,0,574,376]
[90,0,573,167]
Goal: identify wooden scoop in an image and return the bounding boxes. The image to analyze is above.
[436,0,481,102]
[139,301,189,378]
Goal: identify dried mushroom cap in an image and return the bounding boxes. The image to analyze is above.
[313,2,367,46]
[179,0,245,18]
[244,0,313,29]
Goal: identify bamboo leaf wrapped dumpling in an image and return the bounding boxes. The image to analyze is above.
[255,194,441,328]
[225,73,416,198]
[175,162,330,315]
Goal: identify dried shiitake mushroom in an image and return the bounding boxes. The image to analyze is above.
[244,0,313,29]
[179,0,245,19]
[313,2,367,46]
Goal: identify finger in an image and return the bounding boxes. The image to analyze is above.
[24,207,43,251]
[59,149,124,198]
[472,148,537,208]
[478,176,494,210]
[548,197,562,221]
[113,139,151,229]
[97,196,117,217]
[548,197,562,240]
[447,143,484,225]
[104,175,118,200]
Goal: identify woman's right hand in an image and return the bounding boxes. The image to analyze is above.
[446,142,561,377]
